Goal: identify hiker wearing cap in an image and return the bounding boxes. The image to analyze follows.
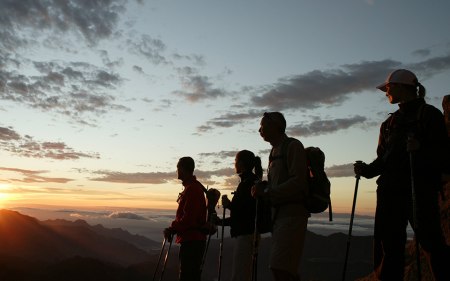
[164,157,207,281]
[354,69,450,280]
[252,112,309,281]
[219,150,263,281]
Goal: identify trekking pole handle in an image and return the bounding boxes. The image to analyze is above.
[354,160,363,179]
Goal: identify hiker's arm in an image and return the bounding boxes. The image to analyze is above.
[416,108,448,174]
[268,140,308,205]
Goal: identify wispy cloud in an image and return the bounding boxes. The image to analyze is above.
[89,167,235,185]
[288,115,373,137]
[251,60,398,110]
[0,0,135,124]
[173,66,229,102]
[198,54,450,135]
[2,60,129,123]
[90,170,175,184]
[0,0,129,48]
[0,126,99,160]
[325,163,355,178]
[108,211,148,220]
[126,34,169,65]
[252,56,450,111]
[197,110,263,133]
[0,167,73,183]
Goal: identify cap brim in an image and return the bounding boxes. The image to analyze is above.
[376,82,387,92]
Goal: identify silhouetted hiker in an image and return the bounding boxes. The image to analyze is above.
[164,157,207,281]
[354,69,450,280]
[218,150,263,281]
[252,112,308,281]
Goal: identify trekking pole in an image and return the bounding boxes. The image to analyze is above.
[342,160,362,281]
[251,198,260,281]
[152,237,167,281]
[217,205,226,281]
[159,235,173,281]
[200,213,215,274]
[409,146,422,281]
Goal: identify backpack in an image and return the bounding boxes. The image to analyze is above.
[201,186,221,235]
[305,146,332,221]
[271,137,333,221]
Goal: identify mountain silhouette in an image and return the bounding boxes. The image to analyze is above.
[0,208,376,281]
[0,209,150,266]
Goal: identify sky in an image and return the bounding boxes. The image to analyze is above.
[1,0,450,217]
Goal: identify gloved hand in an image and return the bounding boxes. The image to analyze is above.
[163,227,175,241]
[221,195,231,209]
[353,161,367,177]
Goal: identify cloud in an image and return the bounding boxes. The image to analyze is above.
[198,54,450,135]
[126,34,169,65]
[197,110,263,133]
[251,60,399,111]
[173,67,229,102]
[107,211,148,220]
[0,167,73,183]
[0,1,134,124]
[0,0,129,48]
[1,60,130,124]
[412,48,431,58]
[0,126,99,160]
[407,54,450,79]
[199,150,239,159]
[325,163,355,178]
[251,55,450,111]
[90,167,235,185]
[288,115,371,137]
[91,171,176,184]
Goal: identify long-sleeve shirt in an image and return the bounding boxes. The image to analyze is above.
[228,172,258,237]
[171,175,207,243]
[365,98,448,193]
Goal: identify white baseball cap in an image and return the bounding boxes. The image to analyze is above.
[376,69,418,92]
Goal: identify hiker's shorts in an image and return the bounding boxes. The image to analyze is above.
[270,214,308,276]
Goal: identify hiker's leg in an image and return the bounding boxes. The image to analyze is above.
[231,234,255,281]
[415,189,450,281]
[270,212,308,280]
[179,240,205,281]
[271,268,301,281]
[375,190,408,280]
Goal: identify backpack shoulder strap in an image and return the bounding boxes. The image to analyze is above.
[269,137,295,167]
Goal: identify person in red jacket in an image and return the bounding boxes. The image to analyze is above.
[164,157,207,281]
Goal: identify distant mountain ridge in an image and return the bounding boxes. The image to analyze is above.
[0,208,376,280]
[0,209,152,266]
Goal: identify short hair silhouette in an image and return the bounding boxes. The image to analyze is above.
[263,112,286,133]
[178,157,195,174]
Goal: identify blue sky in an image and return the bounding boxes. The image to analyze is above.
[1,0,449,215]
